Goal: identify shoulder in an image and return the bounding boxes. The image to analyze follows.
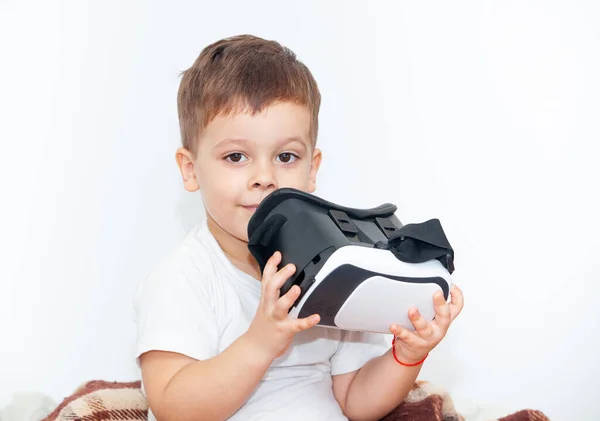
[133,221,226,362]
[135,221,223,306]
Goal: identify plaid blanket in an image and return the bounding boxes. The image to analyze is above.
[41,380,550,421]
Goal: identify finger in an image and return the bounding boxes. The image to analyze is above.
[265,263,295,304]
[261,252,282,298]
[261,251,282,290]
[389,323,420,345]
[432,290,451,329]
[408,307,433,338]
[274,285,302,318]
[289,314,320,333]
[449,284,464,321]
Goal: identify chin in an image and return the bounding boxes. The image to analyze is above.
[209,203,260,243]
[230,211,252,242]
[230,225,249,243]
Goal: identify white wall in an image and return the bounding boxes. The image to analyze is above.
[1,1,599,420]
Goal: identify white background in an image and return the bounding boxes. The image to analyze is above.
[1,1,599,420]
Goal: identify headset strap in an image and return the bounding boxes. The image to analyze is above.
[387,219,455,274]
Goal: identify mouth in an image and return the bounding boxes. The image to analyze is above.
[242,205,259,212]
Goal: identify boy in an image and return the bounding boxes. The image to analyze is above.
[134,34,463,421]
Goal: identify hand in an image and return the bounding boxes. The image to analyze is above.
[246,251,321,360]
[389,285,464,364]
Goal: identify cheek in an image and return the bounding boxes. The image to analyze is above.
[198,164,244,206]
[200,161,233,188]
[278,163,312,189]
[205,182,236,205]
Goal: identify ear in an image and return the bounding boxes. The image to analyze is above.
[175,147,200,192]
[307,148,322,193]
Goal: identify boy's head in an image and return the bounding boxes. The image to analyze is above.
[176,35,323,244]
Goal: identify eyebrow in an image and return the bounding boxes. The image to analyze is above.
[215,136,308,150]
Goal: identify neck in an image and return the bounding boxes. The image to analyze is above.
[206,215,262,281]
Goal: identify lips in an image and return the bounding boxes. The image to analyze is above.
[242,198,267,212]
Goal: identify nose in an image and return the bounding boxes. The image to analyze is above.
[249,160,277,191]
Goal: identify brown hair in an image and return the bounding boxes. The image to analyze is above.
[177,34,321,155]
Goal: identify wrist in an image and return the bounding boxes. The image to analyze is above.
[240,331,277,367]
[391,337,428,366]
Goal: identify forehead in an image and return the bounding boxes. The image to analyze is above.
[199,102,311,148]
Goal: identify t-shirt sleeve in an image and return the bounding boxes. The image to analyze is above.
[133,264,219,365]
[330,330,392,376]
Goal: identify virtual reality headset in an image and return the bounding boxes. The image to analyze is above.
[247,188,455,334]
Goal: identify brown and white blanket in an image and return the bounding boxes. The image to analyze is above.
[41,379,550,421]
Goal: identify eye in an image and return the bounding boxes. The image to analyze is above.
[277,153,299,164]
[225,153,248,163]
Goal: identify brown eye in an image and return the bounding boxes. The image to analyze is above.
[226,153,247,163]
[278,153,298,163]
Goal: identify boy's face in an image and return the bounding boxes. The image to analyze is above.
[177,101,322,243]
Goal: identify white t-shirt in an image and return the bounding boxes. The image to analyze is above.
[134,218,391,421]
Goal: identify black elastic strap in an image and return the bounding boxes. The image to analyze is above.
[387,218,455,273]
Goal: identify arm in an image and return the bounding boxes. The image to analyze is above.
[334,285,464,421]
[140,332,272,421]
[333,350,422,421]
[140,251,320,421]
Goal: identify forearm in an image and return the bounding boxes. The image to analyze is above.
[160,333,273,421]
[343,348,422,421]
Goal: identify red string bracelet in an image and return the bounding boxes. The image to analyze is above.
[391,336,428,367]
